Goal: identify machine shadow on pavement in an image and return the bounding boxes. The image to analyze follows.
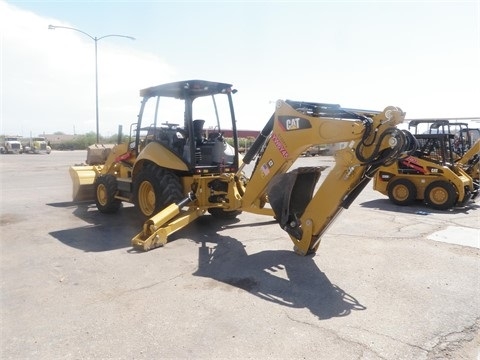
[360,198,480,215]
[190,216,366,320]
[48,201,144,252]
[47,203,366,320]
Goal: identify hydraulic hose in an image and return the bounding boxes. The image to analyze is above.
[356,127,403,165]
[242,114,274,165]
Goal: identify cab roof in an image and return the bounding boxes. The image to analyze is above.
[140,80,233,99]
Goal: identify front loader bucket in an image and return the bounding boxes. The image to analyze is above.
[69,165,99,202]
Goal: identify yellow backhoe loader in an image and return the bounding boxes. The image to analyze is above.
[70,79,416,255]
[373,119,478,210]
[455,126,479,185]
[456,139,479,185]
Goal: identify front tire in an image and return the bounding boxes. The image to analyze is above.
[424,180,457,210]
[134,164,183,218]
[95,175,121,213]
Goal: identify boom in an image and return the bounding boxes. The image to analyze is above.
[240,100,413,255]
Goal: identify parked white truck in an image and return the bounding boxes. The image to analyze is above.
[1,136,23,154]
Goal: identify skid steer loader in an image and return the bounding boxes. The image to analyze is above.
[70,79,416,255]
[373,118,478,210]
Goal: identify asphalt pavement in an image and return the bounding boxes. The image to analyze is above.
[0,151,478,359]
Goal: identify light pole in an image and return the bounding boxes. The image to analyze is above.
[48,25,135,143]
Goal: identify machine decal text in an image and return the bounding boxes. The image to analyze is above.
[271,133,289,158]
[278,116,312,131]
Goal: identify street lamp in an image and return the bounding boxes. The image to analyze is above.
[48,25,135,143]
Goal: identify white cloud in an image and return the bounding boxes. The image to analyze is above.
[0,1,176,137]
[1,0,479,138]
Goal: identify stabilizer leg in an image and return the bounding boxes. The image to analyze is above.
[131,192,200,251]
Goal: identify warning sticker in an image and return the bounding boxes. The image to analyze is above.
[261,159,274,178]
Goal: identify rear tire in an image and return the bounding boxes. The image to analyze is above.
[95,174,121,213]
[387,178,417,206]
[134,164,183,218]
[424,180,457,210]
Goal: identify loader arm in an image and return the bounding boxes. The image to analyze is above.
[241,100,413,255]
[456,139,479,191]
[456,139,479,169]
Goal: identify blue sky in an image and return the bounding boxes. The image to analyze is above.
[1,0,479,137]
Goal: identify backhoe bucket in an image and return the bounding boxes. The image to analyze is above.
[267,166,324,239]
[69,165,99,202]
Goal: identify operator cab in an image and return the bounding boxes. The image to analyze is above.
[134,80,240,174]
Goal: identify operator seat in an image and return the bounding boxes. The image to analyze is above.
[193,119,206,146]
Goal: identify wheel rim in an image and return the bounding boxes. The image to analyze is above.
[138,181,155,216]
[429,186,448,205]
[96,184,108,206]
[392,185,409,202]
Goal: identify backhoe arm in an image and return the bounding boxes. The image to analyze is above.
[241,100,414,255]
[456,139,479,193]
[456,139,479,168]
